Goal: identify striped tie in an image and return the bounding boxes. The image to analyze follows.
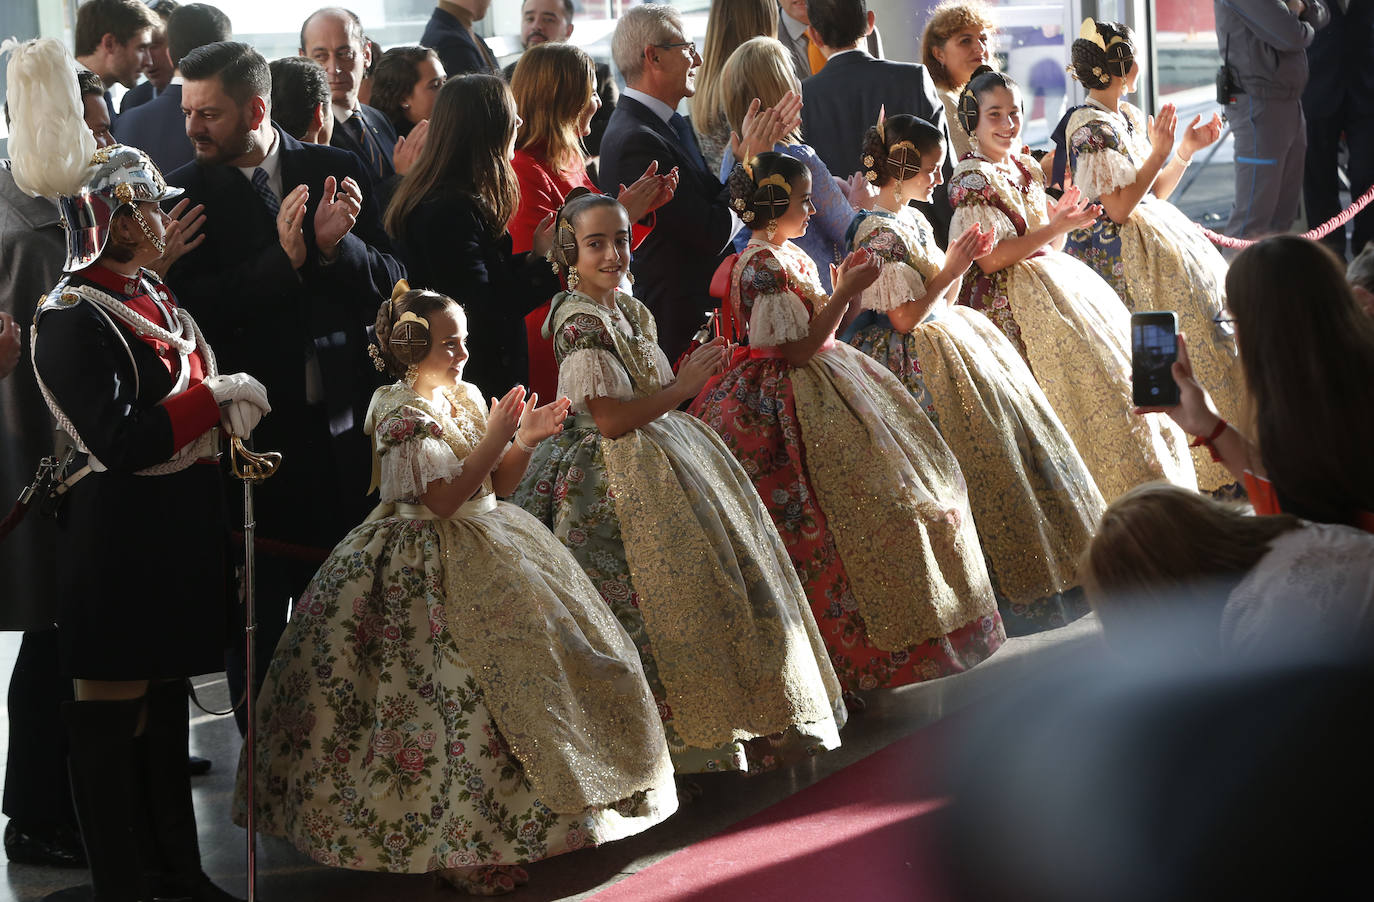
[251,167,279,216]
[347,110,384,177]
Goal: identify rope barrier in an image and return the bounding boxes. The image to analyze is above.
[1199,182,1374,249]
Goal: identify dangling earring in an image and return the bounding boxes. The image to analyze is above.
[894,180,904,204]
[766,219,778,241]
[567,267,580,290]
[969,133,980,155]
[404,364,419,388]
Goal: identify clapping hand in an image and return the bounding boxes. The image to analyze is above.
[1179,112,1223,159]
[730,91,804,162]
[150,199,206,278]
[486,385,528,445]
[393,119,430,176]
[517,392,573,446]
[618,160,679,223]
[842,172,878,210]
[1047,186,1102,232]
[944,223,993,275]
[314,175,364,260]
[277,184,309,269]
[832,247,883,301]
[676,336,730,396]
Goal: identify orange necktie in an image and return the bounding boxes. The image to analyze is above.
[806,33,827,75]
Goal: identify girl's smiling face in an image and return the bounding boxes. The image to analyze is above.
[572,202,632,297]
[415,302,469,388]
[972,84,1022,159]
[768,170,815,242]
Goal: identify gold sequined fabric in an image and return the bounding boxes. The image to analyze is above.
[604,413,843,750]
[371,389,674,814]
[1066,103,1242,491]
[954,157,1198,500]
[912,307,1106,603]
[770,253,998,647]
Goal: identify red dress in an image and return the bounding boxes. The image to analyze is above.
[510,149,653,400]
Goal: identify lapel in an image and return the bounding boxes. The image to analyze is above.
[619,96,680,153]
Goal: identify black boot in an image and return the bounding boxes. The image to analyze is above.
[140,681,242,902]
[58,697,153,902]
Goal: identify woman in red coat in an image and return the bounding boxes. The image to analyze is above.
[509,42,677,399]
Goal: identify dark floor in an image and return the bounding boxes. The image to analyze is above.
[0,616,1102,901]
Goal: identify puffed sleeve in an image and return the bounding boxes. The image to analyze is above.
[375,405,463,502]
[1070,118,1139,200]
[948,170,1019,244]
[554,312,634,403]
[855,223,928,312]
[739,248,810,347]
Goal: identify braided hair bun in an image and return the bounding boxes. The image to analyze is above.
[860,114,946,187]
[1069,19,1136,89]
[727,151,810,230]
[372,281,456,378]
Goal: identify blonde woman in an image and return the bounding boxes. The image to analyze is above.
[692,0,779,174]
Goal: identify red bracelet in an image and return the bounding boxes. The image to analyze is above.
[1189,418,1227,462]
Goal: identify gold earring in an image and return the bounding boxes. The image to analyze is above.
[626,270,635,286]
[766,219,778,240]
[567,267,580,290]
[894,181,904,204]
[404,364,419,387]
[969,133,980,154]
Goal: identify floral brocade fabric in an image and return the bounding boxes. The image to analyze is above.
[691,240,1005,692]
[234,382,677,873]
[1062,101,1243,491]
[949,155,1197,501]
[513,292,845,775]
[848,208,1107,634]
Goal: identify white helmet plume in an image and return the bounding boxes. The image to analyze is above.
[2,37,97,199]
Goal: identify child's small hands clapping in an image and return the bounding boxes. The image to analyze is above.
[485,385,528,445]
[677,336,730,396]
[518,392,573,445]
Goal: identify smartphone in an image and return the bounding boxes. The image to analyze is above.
[1131,311,1180,407]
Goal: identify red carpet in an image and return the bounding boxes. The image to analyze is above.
[591,716,965,902]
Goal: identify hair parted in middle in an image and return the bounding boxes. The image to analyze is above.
[726,151,809,228]
[1068,18,1136,90]
[860,113,945,187]
[548,188,626,272]
[956,63,1018,136]
[511,41,598,174]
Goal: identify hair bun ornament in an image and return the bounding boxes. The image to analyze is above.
[751,172,793,222]
[388,309,431,365]
[957,84,981,136]
[1079,17,1107,50]
[886,140,923,182]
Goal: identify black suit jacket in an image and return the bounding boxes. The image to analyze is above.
[114,83,193,175]
[1303,0,1374,118]
[421,7,499,78]
[120,79,156,113]
[801,50,953,241]
[330,102,399,185]
[596,96,734,360]
[165,127,405,548]
[394,189,560,400]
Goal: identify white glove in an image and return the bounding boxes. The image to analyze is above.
[204,372,271,415]
[220,398,264,438]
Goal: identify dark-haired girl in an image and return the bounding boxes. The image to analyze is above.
[239,283,678,894]
[1056,18,1239,492]
[846,113,1105,634]
[693,151,1005,696]
[370,45,446,138]
[513,193,845,775]
[385,74,560,400]
[949,65,1195,501]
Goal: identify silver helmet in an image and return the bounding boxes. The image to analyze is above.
[57,144,183,272]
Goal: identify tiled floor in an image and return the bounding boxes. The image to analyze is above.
[0,616,1102,901]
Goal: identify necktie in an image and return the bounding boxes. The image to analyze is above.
[804,33,826,75]
[251,167,279,216]
[668,112,708,175]
[347,110,385,178]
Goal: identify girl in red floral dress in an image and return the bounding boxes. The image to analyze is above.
[691,152,1006,698]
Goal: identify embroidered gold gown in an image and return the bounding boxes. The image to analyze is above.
[846,204,1107,634]
[513,290,846,774]
[1062,99,1241,491]
[235,381,677,872]
[692,239,1006,691]
[949,151,1197,501]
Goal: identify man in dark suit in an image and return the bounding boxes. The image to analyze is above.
[119,0,178,114]
[800,0,951,240]
[776,0,881,83]
[167,40,405,727]
[598,4,789,360]
[115,3,232,175]
[72,0,157,127]
[422,0,500,78]
[301,7,420,187]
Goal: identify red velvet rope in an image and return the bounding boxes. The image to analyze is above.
[1199,182,1374,249]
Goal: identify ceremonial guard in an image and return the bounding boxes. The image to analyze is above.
[7,38,266,901]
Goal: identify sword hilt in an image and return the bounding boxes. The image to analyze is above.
[229,436,282,483]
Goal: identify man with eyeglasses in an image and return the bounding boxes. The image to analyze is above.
[599,3,797,361]
[300,7,424,186]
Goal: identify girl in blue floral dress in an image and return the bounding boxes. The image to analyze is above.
[512,193,845,776]
[238,284,677,896]
[1057,18,1240,491]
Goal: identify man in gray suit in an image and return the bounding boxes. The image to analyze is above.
[799,0,950,238]
[115,3,233,175]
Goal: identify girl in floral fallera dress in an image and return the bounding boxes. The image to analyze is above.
[1056,19,1241,492]
[513,192,845,775]
[846,114,1106,635]
[237,284,677,896]
[949,66,1196,502]
[692,152,1005,696]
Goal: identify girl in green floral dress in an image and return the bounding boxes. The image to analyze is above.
[237,284,677,896]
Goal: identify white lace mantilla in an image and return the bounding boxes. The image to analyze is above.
[559,348,635,408]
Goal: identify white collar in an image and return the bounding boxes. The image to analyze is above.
[235,128,282,197]
[780,10,808,41]
[333,101,360,127]
[622,87,676,124]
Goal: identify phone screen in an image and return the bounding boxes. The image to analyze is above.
[1131,312,1180,407]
